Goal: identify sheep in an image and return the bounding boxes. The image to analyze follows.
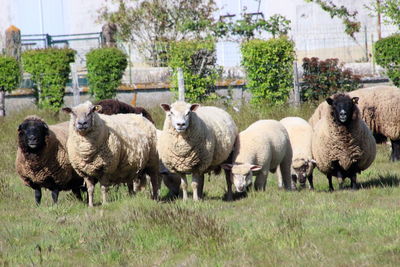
[222,120,292,195]
[309,86,400,161]
[15,116,85,205]
[158,101,238,201]
[96,99,154,124]
[280,117,316,190]
[311,93,376,191]
[62,101,159,207]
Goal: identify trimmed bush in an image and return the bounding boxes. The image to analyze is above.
[374,34,400,87]
[301,57,361,101]
[0,56,21,116]
[86,47,128,101]
[168,40,219,102]
[22,48,76,111]
[241,37,295,104]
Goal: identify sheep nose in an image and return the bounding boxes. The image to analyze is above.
[237,185,244,192]
[77,121,87,127]
[177,122,186,127]
[339,110,346,116]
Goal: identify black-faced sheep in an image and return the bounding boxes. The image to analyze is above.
[158,101,238,201]
[96,99,154,124]
[311,93,376,190]
[280,117,316,190]
[15,116,85,205]
[309,86,400,161]
[63,101,159,207]
[222,120,292,195]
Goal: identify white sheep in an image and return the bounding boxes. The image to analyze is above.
[312,93,376,190]
[62,101,159,207]
[158,101,238,201]
[280,117,316,190]
[222,120,292,194]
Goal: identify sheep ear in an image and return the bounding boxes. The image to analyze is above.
[62,107,72,114]
[221,164,233,170]
[17,123,23,132]
[250,165,262,171]
[326,98,333,105]
[93,105,102,113]
[160,104,170,112]
[310,159,317,165]
[190,104,200,112]
[352,97,359,104]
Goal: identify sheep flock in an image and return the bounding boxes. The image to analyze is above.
[14,85,400,206]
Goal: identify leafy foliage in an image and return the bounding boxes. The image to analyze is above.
[168,40,219,102]
[366,0,400,28]
[0,56,20,92]
[241,37,295,104]
[86,47,128,101]
[22,48,75,111]
[305,0,360,38]
[374,34,400,87]
[301,57,361,101]
[98,0,217,66]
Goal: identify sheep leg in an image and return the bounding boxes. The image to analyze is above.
[291,174,297,190]
[86,180,95,207]
[149,172,160,201]
[390,140,400,162]
[51,189,59,204]
[224,168,233,201]
[101,185,108,205]
[327,174,334,192]
[34,188,42,205]
[180,175,188,201]
[350,174,358,190]
[308,174,314,190]
[254,171,267,191]
[127,180,135,195]
[72,187,83,201]
[192,173,204,201]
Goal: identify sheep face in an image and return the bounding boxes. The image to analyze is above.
[161,101,199,133]
[62,101,102,135]
[18,117,49,153]
[222,163,262,192]
[326,94,359,125]
[292,158,316,186]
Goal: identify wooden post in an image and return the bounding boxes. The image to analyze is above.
[70,63,80,106]
[292,61,300,107]
[1,25,21,116]
[178,68,185,101]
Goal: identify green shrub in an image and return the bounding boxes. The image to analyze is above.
[301,57,361,101]
[241,37,295,104]
[86,47,128,101]
[168,40,219,102]
[22,48,75,111]
[0,56,20,92]
[374,34,400,87]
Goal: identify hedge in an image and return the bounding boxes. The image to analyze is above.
[22,48,76,111]
[86,47,128,101]
[374,34,400,87]
[241,37,295,104]
[168,40,219,102]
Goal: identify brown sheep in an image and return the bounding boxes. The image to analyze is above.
[95,99,154,124]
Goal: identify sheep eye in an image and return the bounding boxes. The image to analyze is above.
[169,111,174,116]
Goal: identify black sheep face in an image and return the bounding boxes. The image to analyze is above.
[18,119,49,153]
[326,94,359,125]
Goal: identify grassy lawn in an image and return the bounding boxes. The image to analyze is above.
[1,103,400,266]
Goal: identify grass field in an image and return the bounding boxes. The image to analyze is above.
[1,103,400,266]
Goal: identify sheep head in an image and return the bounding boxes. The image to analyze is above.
[160,101,199,133]
[62,101,102,135]
[18,116,49,153]
[326,94,359,125]
[222,163,262,192]
[292,158,316,187]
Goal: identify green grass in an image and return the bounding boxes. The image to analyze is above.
[1,103,400,266]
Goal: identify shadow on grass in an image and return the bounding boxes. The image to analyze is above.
[359,174,400,189]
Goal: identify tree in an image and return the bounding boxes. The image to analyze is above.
[98,0,217,66]
[304,0,361,38]
[366,0,400,28]
[0,56,20,116]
